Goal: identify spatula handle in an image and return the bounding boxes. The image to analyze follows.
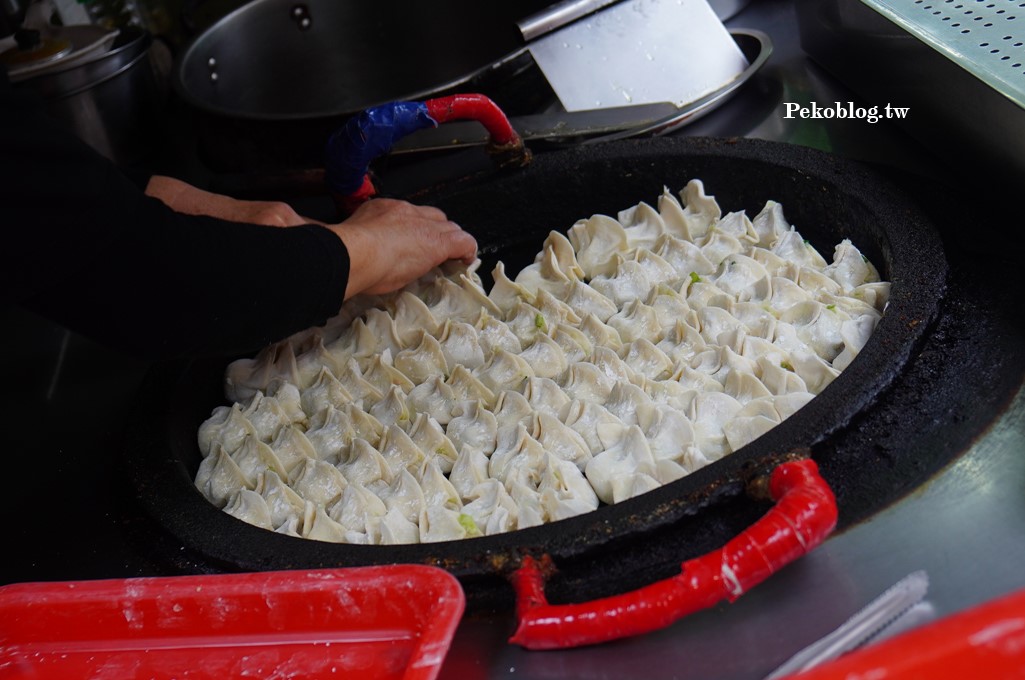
[518,0,622,42]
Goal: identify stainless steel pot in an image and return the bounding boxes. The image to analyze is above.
[174,0,755,122]
[174,0,554,121]
[14,27,158,166]
[173,0,561,171]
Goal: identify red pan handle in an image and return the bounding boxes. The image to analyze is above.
[508,457,838,650]
[325,94,531,216]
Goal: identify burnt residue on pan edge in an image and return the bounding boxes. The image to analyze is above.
[120,137,984,609]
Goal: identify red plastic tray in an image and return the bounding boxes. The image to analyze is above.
[785,586,1025,679]
[0,566,465,680]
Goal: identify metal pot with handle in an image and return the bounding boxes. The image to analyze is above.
[9,22,158,167]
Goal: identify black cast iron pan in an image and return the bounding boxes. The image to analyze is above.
[123,137,948,608]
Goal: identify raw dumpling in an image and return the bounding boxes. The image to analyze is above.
[199,178,887,545]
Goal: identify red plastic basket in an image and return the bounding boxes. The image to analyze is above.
[0,566,465,680]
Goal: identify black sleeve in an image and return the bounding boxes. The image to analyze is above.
[1,69,350,361]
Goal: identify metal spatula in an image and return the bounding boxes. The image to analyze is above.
[520,0,749,112]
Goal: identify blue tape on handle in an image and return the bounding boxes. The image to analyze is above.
[324,101,437,195]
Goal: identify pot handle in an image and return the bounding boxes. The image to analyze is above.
[324,94,530,216]
[508,457,838,650]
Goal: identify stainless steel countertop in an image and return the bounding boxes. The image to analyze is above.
[435,1,1025,677]
[440,392,1024,680]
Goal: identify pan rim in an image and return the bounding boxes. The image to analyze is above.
[121,137,948,588]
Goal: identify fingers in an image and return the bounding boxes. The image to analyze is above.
[353,197,449,225]
[445,227,479,264]
[411,206,478,263]
[331,198,478,299]
[145,176,313,228]
[416,204,450,223]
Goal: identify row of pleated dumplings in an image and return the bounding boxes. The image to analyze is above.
[194,180,888,544]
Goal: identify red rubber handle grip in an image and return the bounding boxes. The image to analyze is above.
[509,458,838,650]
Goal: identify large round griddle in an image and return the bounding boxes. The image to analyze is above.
[123,137,948,608]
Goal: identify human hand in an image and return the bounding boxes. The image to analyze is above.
[329,198,478,299]
[145,176,311,227]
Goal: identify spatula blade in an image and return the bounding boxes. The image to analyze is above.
[527,0,748,112]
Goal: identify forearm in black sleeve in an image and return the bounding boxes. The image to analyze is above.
[2,69,350,360]
[24,204,351,360]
